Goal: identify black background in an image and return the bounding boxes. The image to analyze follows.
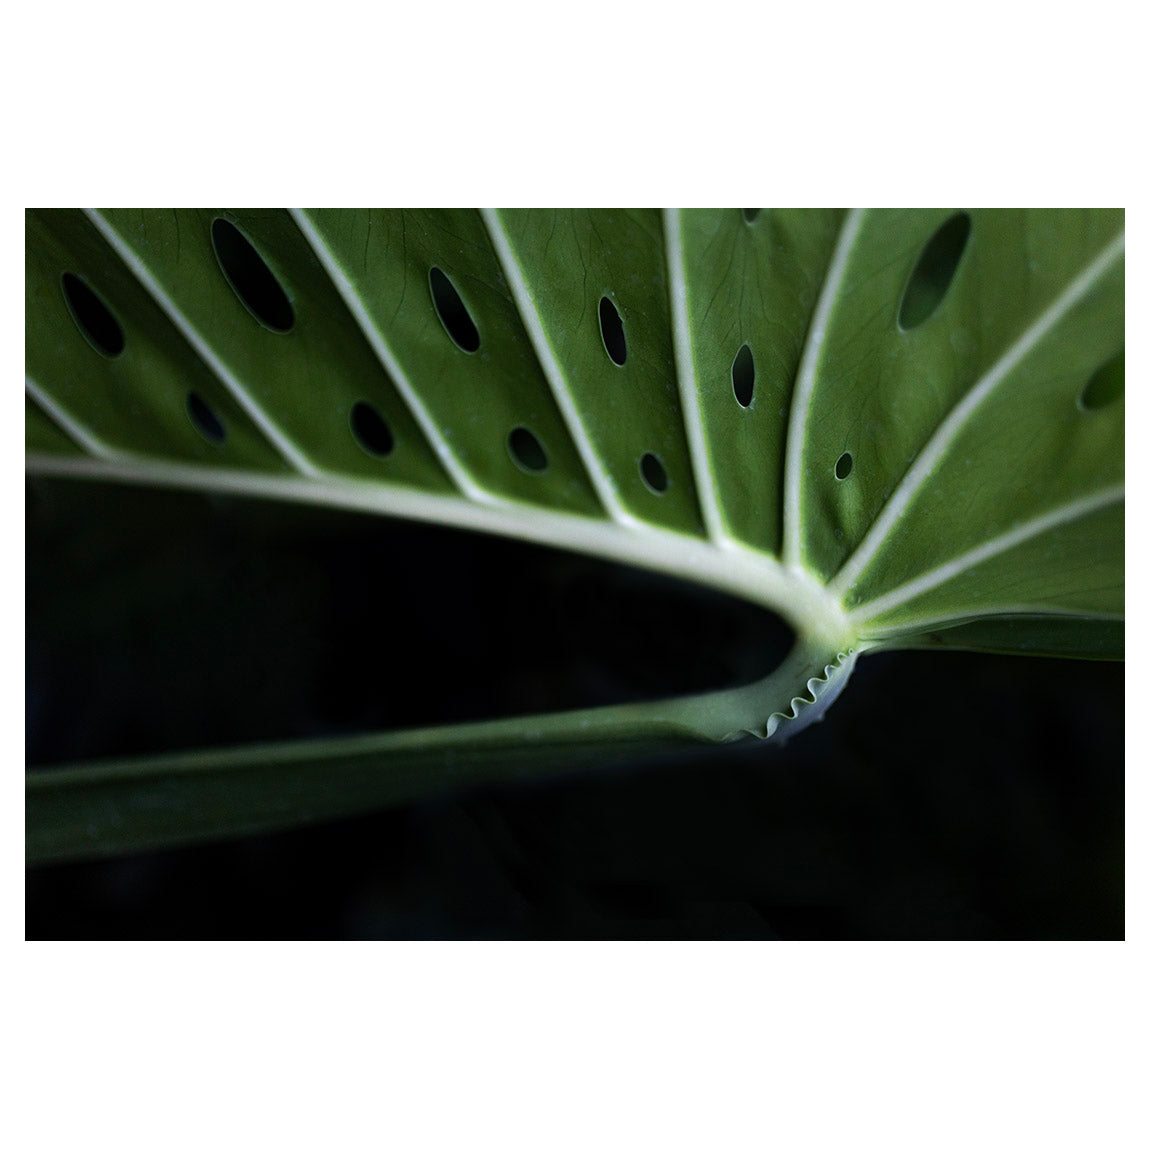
[26,477,1124,939]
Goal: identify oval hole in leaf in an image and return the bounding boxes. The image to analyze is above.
[429,267,480,353]
[1079,351,1123,411]
[732,343,755,407]
[187,392,226,444]
[898,212,972,331]
[61,273,124,357]
[210,218,294,333]
[508,426,548,473]
[834,451,853,480]
[742,209,761,224]
[350,401,395,458]
[640,452,668,493]
[599,296,627,365]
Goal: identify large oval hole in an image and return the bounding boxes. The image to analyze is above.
[351,401,395,457]
[1079,352,1123,411]
[187,391,226,444]
[429,267,480,353]
[834,451,853,480]
[599,296,627,366]
[732,343,755,407]
[508,427,548,473]
[898,212,972,331]
[210,218,294,333]
[61,273,124,357]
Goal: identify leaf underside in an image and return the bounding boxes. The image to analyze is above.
[25,208,1125,861]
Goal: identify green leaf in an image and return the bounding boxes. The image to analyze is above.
[25,209,1124,860]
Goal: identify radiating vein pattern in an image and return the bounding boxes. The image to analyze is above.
[487,209,705,536]
[289,208,487,502]
[85,209,461,489]
[833,228,1125,598]
[849,486,1124,624]
[83,209,319,475]
[27,211,292,473]
[481,208,631,523]
[26,208,1124,661]
[293,209,602,514]
[668,208,844,553]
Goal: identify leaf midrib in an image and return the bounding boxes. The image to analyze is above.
[27,209,1123,646]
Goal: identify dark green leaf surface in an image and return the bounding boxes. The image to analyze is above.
[294,209,605,511]
[797,210,1123,580]
[26,208,1125,860]
[25,396,81,456]
[668,208,843,552]
[26,211,289,471]
[487,209,704,532]
[87,209,461,491]
[884,614,1123,660]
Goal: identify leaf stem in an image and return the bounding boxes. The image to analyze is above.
[26,452,854,649]
[26,635,855,864]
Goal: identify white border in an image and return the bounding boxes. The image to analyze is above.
[11,5,1140,1150]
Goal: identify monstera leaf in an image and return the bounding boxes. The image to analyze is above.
[25,208,1124,863]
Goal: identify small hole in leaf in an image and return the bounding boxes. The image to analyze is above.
[742,209,761,223]
[351,401,395,457]
[508,426,548,473]
[732,343,755,407]
[1079,352,1123,411]
[429,267,480,353]
[599,296,627,366]
[61,273,124,357]
[640,452,668,493]
[187,392,226,444]
[835,452,853,480]
[898,212,972,330]
[210,218,294,333]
